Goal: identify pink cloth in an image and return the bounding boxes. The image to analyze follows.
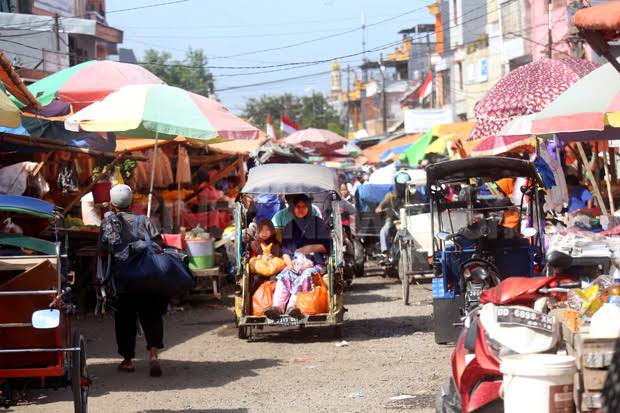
[272,268,317,312]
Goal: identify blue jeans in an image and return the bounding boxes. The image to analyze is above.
[380,221,393,253]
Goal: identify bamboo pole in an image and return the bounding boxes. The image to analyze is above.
[602,141,615,214]
[146,132,159,218]
[576,142,608,216]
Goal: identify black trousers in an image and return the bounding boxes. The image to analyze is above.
[114,294,168,360]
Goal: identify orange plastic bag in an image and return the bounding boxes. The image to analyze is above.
[252,280,276,316]
[296,274,329,315]
[249,243,286,277]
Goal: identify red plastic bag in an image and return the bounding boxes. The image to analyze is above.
[296,274,329,315]
[252,280,276,316]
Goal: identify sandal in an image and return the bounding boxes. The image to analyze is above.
[286,307,303,320]
[117,359,135,373]
[149,360,162,377]
[263,306,281,320]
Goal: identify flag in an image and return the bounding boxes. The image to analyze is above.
[266,114,275,139]
[418,71,432,102]
[281,114,300,136]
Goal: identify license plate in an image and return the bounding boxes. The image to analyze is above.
[267,316,301,327]
[495,306,555,332]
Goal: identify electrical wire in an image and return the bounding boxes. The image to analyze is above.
[107,0,189,14]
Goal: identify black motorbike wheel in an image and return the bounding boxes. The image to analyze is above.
[399,251,410,305]
[71,330,89,413]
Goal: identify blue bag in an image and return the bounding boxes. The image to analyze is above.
[115,216,195,297]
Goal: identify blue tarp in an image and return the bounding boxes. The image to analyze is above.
[355,184,394,212]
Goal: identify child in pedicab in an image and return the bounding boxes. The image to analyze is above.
[262,194,331,320]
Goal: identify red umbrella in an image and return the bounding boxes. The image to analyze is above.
[282,128,348,153]
[23,60,164,110]
[470,135,534,157]
[468,58,598,141]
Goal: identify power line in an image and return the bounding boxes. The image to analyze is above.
[215,71,332,92]
[127,27,359,40]
[107,0,189,14]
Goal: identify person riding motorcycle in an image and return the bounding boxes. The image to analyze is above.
[375,171,411,261]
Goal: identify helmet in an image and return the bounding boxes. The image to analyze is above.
[395,171,412,185]
[110,184,133,209]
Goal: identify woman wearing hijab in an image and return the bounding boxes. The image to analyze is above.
[263,194,331,320]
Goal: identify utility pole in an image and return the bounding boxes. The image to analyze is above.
[547,0,553,58]
[345,65,351,138]
[53,13,60,52]
[360,11,367,131]
[380,54,387,137]
[426,32,435,108]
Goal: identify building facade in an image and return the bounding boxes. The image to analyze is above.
[0,0,122,81]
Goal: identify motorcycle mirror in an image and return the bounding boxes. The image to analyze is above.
[437,231,451,241]
[31,309,60,329]
[521,227,538,238]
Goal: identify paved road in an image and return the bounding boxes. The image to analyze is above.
[10,271,452,413]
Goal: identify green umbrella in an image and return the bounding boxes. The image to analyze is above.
[399,131,433,166]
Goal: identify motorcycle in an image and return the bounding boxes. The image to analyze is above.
[436,250,580,413]
[341,206,364,286]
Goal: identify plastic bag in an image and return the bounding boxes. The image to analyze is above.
[252,280,276,316]
[296,273,329,315]
[249,243,286,277]
[292,252,313,273]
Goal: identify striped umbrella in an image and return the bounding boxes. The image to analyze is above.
[65,84,260,140]
[66,84,260,215]
[468,58,598,141]
[19,60,163,110]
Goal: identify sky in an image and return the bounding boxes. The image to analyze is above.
[106,0,434,114]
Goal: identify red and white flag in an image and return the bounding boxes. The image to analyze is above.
[418,71,433,102]
[280,114,300,136]
[266,114,275,139]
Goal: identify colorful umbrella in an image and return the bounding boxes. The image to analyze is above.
[470,135,534,157]
[65,84,260,140]
[531,59,620,135]
[468,58,598,141]
[282,128,348,153]
[399,131,433,166]
[66,84,260,216]
[19,60,163,109]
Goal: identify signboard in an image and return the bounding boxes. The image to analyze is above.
[404,106,454,133]
[34,0,75,17]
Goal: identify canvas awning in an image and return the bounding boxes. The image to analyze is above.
[363,133,423,164]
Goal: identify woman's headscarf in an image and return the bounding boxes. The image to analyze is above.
[284,194,330,249]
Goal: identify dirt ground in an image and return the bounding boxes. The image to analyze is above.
[9,268,453,413]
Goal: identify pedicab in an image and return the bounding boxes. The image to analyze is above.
[233,164,345,339]
[394,169,434,305]
[426,157,545,344]
[0,195,88,412]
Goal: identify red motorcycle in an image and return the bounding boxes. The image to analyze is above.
[436,251,580,413]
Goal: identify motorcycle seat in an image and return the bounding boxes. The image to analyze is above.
[545,250,573,270]
[480,277,554,306]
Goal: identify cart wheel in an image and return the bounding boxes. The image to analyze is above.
[399,251,410,305]
[71,330,89,413]
[238,326,249,340]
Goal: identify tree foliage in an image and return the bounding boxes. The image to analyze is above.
[141,48,215,97]
[242,92,344,135]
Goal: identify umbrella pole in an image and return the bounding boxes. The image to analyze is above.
[576,142,608,216]
[602,141,615,214]
[147,132,159,218]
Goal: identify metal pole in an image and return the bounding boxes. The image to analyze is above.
[547,0,553,58]
[147,132,159,218]
[380,55,387,137]
[345,65,351,138]
[426,33,434,108]
[53,14,60,52]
